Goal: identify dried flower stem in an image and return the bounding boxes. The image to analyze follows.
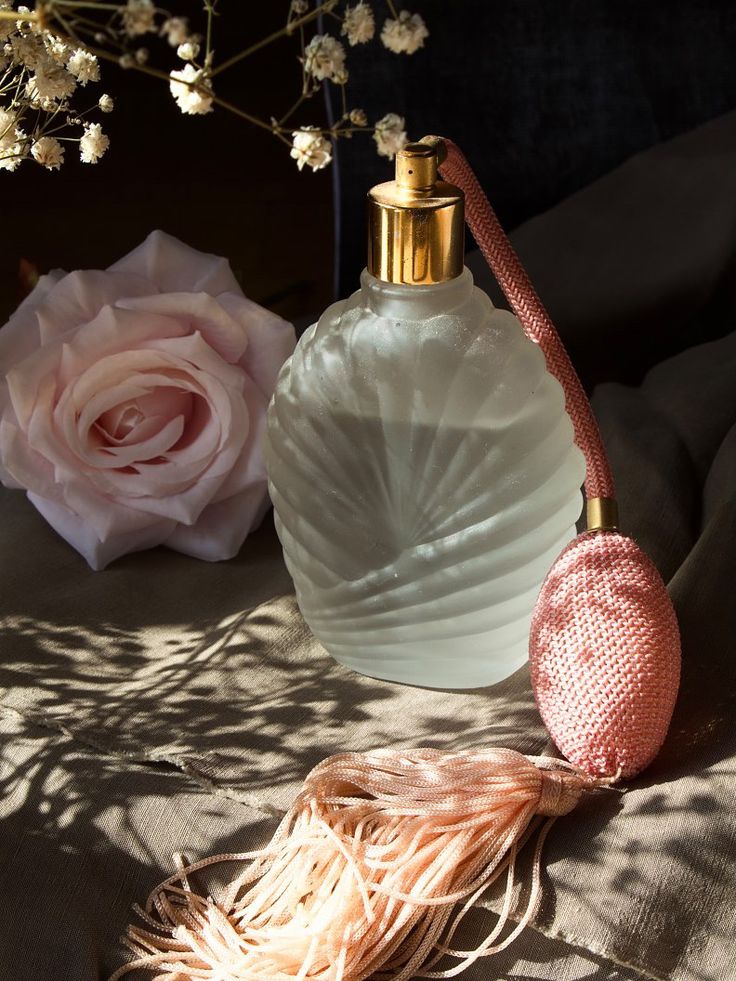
[49,7,363,143]
[210,0,336,79]
[203,0,216,64]
[52,0,123,10]
[0,0,425,174]
[77,38,276,136]
[279,91,306,127]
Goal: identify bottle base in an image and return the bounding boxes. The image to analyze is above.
[329,645,529,691]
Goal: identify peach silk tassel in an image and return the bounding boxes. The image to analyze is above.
[111,139,681,980]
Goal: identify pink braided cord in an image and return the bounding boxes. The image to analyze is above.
[438,139,615,501]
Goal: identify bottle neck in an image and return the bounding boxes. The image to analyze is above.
[360,267,475,320]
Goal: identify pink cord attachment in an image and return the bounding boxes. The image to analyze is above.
[438,138,681,780]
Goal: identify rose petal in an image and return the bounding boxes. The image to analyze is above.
[0,419,156,557]
[119,384,249,521]
[28,491,176,570]
[109,230,241,295]
[217,292,296,399]
[117,292,249,364]
[164,482,270,561]
[70,380,189,469]
[98,388,193,445]
[35,269,153,344]
[47,356,248,523]
[141,332,248,392]
[0,271,66,446]
[0,417,56,493]
[211,374,268,502]
[51,468,178,540]
[115,392,248,521]
[1,414,176,541]
[7,305,187,433]
[50,345,228,474]
[51,361,237,498]
[55,305,191,389]
[91,414,186,468]
[0,270,65,379]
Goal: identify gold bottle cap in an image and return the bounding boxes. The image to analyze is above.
[367,141,464,285]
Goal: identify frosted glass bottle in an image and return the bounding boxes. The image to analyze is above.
[265,142,584,689]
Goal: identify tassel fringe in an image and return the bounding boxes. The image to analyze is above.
[111,748,607,980]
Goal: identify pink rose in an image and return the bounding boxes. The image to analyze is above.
[0,230,296,570]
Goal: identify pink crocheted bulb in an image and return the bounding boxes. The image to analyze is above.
[530,532,681,780]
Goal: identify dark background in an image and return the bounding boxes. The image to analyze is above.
[333,0,736,295]
[3,1,736,328]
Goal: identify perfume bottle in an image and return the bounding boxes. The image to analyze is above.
[265,142,584,688]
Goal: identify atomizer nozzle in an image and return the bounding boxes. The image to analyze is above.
[367,141,464,286]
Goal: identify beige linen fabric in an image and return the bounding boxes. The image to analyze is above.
[2,111,736,980]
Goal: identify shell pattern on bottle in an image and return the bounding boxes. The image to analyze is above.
[265,270,585,689]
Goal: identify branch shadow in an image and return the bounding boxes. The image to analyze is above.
[2,483,735,981]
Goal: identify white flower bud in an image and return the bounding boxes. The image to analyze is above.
[177,40,200,62]
[342,3,375,46]
[290,127,332,172]
[31,136,64,170]
[381,11,429,55]
[79,121,109,164]
[373,112,408,159]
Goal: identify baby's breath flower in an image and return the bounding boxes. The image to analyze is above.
[46,35,71,65]
[79,121,109,164]
[342,3,375,46]
[169,64,213,115]
[0,109,25,171]
[373,112,407,158]
[31,135,64,170]
[290,1,308,15]
[118,53,135,69]
[66,49,100,85]
[27,58,76,102]
[303,34,346,83]
[177,40,200,62]
[349,108,367,126]
[15,5,34,32]
[290,126,332,171]
[122,0,155,37]
[161,16,189,47]
[134,47,148,65]
[9,32,44,69]
[381,11,429,55]
[98,93,114,113]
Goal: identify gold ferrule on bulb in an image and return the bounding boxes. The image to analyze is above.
[367,141,464,285]
[586,497,620,532]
